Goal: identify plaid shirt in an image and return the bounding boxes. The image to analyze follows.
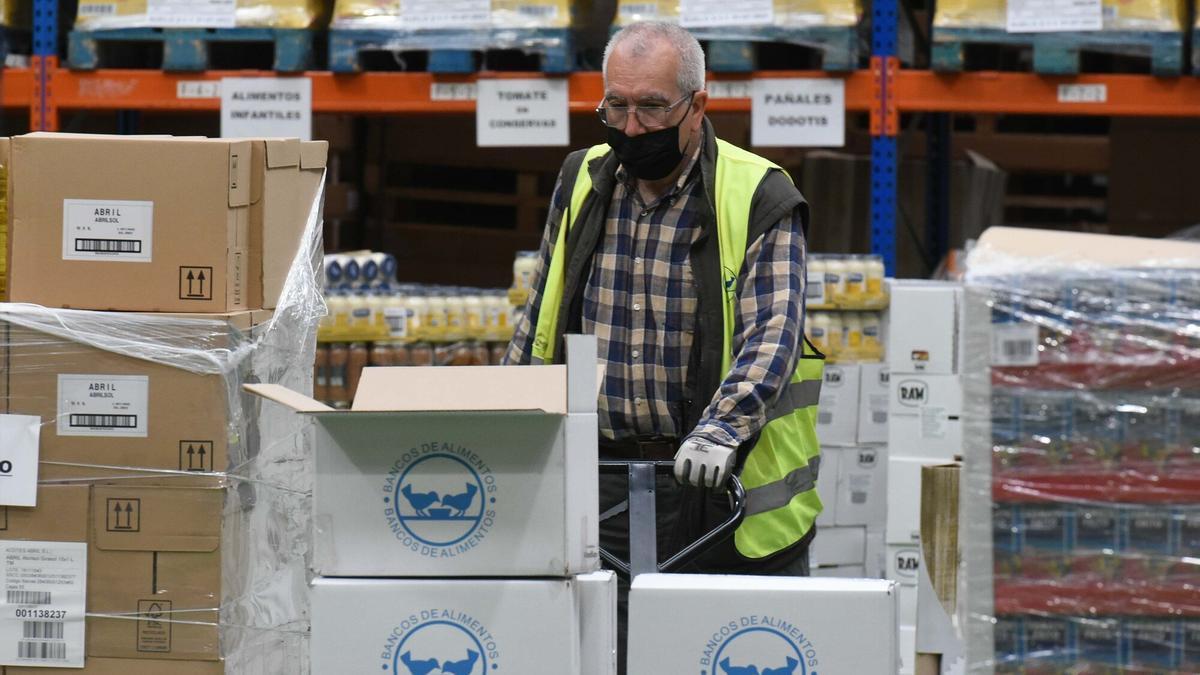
[506,133,806,448]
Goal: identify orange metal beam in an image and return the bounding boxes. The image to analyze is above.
[49,69,875,114]
[0,68,35,109]
[895,70,1200,117]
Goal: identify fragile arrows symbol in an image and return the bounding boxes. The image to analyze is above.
[187,270,195,295]
[197,270,206,296]
[113,502,134,529]
[186,445,196,470]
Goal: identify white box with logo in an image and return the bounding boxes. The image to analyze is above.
[834,445,887,528]
[247,336,601,577]
[888,373,963,461]
[815,445,841,527]
[887,543,922,588]
[311,572,617,675]
[627,574,898,674]
[817,363,861,447]
[886,281,961,375]
[857,362,890,444]
[810,525,866,567]
[887,456,939,544]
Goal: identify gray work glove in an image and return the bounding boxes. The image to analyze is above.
[673,437,737,488]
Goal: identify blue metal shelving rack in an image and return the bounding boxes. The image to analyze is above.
[870,0,899,276]
[31,0,56,130]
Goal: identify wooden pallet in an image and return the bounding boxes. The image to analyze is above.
[697,27,860,72]
[67,27,314,72]
[328,28,573,73]
[932,27,1184,76]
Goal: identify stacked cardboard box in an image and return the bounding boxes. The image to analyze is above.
[884,279,964,675]
[0,133,327,673]
[248,335,617,674]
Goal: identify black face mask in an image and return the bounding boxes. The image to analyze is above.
[606,122,685,181]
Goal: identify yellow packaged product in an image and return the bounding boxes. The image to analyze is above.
[0,0,29,27]
[75,0,324,30]
[934,0,1186,31]
[333,0,572,30]
[614,0,858,29]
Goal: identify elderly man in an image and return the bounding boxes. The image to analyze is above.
[505,20,823,659]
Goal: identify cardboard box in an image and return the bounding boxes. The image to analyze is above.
[4,312,262,483]
[857,363,890,444]
[835,445,887,528]
[865,526,886,577]
[247,335,601,577]
[815,445,841,527]
[311,574,615,675]
[0,485,89,542]
[888,374,963,461]
[87,485,222,661]
[887,281,961,375]
[817,363,860,447]
[887,457,942,544]
[900,624,917,675]
[628,574,899,673]
[9,134,252,313]
[577,571,618,675]
[6,658,223,674]
[920,464,960,613]
[810,525,866,567]
[253,139,327,311]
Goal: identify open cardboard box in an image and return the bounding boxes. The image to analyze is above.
[247,335,602,577]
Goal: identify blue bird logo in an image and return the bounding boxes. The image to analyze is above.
[719,656,800,675]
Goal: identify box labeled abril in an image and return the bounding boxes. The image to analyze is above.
[8,134,252,312]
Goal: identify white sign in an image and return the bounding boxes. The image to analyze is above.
[751,78,845,148]
[62,199,153,262]
[401,0,490,29]
[147,0,236,27]
[1007,0,1101,32]
[57,375,149,439]
[680,0,772,27]
[1058,83,1107,103]
[0,415,40,507]
[177,80,220,99]
[707,80,752,99]
[431,82,477,101]
[476,78,569,148]
[0,541,87,668]
[220,77,312,141]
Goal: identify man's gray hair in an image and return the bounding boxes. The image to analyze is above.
[602,22,706,96]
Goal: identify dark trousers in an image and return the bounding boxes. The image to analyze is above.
[598,469,812,675]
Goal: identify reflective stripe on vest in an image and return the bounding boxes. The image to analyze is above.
[534,139,825,559]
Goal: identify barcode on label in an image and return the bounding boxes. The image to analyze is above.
[74,238,142,254]
[516,5,557,16]
[817,412,833,425]
[78,2,116,14]
[23,622,64,640]
[18,641,66,660]
[69,414,138,429]
[872,411,888,424]
[7,591,51,605]
[851,491,867,504]
[1002,340,1034,359]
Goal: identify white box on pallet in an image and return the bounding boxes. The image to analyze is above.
[811,525,866,567]
[628,574,899,674]
[835,445,887,528]
[311,572,617,675]
[886,281,961,375]
[247,335,601,577]
[857,363,891,444]
[887,456,940,544]
[887,544,923,588]
[888,373,963,462]
[815,446,841,527]
[817,363,861,446]
[812,564,867,578]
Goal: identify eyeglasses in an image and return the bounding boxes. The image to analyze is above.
[596,92,695,129]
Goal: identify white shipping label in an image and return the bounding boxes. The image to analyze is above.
[400,0,490,29]
[707,80,752,99]
[0,542,86,668]
[476,78,569,147]
[57,375,149,439]
[1007,0,1101,32]
[1058,83,1107,103]
[147,0,236,27]
[618,1,658,20]
[751,78,846,147]
[920,406,948,439]
[62,199,153,263]
[869,393,889,424]
[680,0,771,26]
[515,3,559,20]
[992,323,1040,367]
[76,2,117,16]
[817,393,836,426]
[0,416,40,508]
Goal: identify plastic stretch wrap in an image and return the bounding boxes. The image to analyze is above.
[934,0,1187,32]
[0,183,326,673]
[74,0,324,30]
[331,0,574,50]
[961,228,1200,674]
[614,0,860,33]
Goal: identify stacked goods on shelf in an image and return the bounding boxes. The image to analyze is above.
[0,133,327,674]
[315,251,518,407]
[810,254,889,583]
[314,116,361,252]
[933,0,1187,33]
[73,0,324,30]
[247,335,617,674]
[961,227,1200,673]
[615,0,859,30]
[884,279,964,675]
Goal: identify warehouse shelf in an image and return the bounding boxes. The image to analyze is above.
[993,470,1200,504]
[0,68,35,107]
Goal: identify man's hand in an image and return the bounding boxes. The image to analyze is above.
[673,437,737,488]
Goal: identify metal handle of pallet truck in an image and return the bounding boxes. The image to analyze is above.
[597,460,746,579]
